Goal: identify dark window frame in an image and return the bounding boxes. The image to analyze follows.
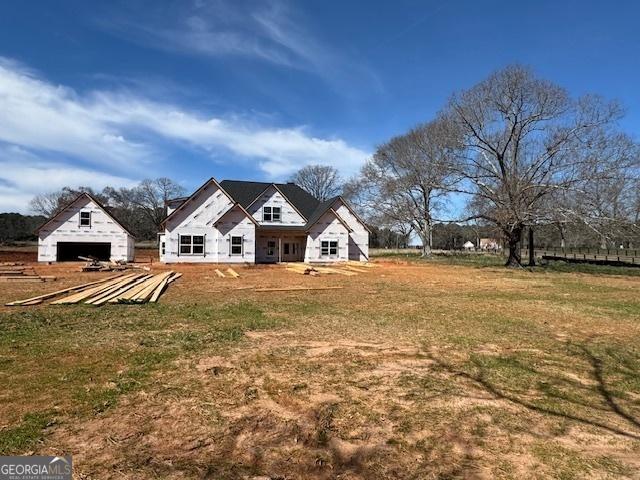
[321,240,338,257]
[79,211,91,227]
[263,206,281,222]
[230,236,243,256]
[179,234,205,256]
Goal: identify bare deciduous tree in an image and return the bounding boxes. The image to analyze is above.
[30,186,106,217]
[353,119,460,256]
[443,65,625,266]
[114,178,185,230]
[289,165,342,201]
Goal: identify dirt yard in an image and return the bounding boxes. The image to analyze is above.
[1,254,639,479]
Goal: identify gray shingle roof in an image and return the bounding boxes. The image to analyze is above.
[219,180,322,220]
[167,179,354,230]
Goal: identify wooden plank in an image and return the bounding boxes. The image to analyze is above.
[226,268,240,278]
[113,272,181,304]
[77,274,145,304]
[149,272,180,303]
[5,274,123,306]
[347,261,376,268]
[0,277,44,283]
[344,265,367,273]
[51,274,139,304]
[254,286,343,292]
[130,272,174,302]
[167,272,182,283]
[87,275,153,305]
[108,278,156,302]
[314,266,356,276]
[215,269,226,278]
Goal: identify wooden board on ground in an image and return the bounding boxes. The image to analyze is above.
[5,274,124,306]
[226,268,240,278]
[215,269,226,278]
[344,265,368,273]
[0,276,56,282]
[255,286,344,292]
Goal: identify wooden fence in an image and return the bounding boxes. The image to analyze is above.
[521,248,638,266]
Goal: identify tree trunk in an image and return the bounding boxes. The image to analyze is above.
[528,226,535,267]
[600,236,607,250]
[505,225,523,268]
[419,224,432,257]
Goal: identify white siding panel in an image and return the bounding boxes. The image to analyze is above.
[166,184,234,230]
[247,186,306,226]
[162,199,256,264]
[304,211,349,263]
[334,200,369,261]
[38,196,134,262]
[215,208,256,264]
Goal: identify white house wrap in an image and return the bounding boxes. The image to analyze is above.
[159,178,369,264]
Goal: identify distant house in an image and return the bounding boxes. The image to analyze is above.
[159,178,369,263]
[38,193,135,262]
[479,238,502,250]
[463,241,475,251]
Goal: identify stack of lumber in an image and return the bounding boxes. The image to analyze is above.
[6,272,181,306]
[80,256,151,272]
[0,265,56,283]
[285,261,377,276]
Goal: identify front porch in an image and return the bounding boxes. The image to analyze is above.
[255,228,307,263]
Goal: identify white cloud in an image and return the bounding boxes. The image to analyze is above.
[98,0,382,91]
[0,56,371,212]
[91,94,370,177]
[0,145,137,213]
[0,58,153,170]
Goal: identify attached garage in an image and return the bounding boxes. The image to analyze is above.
[56,242,112,262]
[38,193,135,263]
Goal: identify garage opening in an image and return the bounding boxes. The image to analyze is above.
[56,242,112,262]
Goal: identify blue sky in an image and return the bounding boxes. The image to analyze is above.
[0,0,639,213]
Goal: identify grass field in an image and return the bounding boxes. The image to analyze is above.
[1,253,639,479]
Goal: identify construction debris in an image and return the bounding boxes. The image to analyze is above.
[79,256,151,272]
[215,269,226,278]
[0,265,56,282]
[7,272,180,307]
[285,264,320,276]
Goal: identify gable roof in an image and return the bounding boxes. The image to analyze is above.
[164,179,368,232]
[302,195,371,233]
[303,196,340,229]
[219,180,319,220]
[37,192,135,237]
[161,177,236,228]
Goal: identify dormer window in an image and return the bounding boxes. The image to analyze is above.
[79,211,91,227]
[263,206,281,222]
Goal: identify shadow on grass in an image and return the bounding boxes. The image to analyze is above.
[426,342,640,441]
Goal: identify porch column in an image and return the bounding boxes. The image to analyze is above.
[278,237,282,263]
